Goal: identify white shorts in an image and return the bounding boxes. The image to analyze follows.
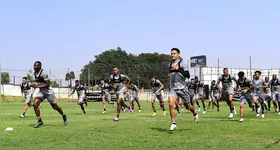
[35,91,56,104]
[24,94,32,103]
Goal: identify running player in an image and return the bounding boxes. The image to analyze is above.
[194,76,206,114]
[128,83,141,113]
[252,71,268,118]
[187,78,196,107]
[264,77,272,113]
[149,76,166,116]
[31,61,68,128]
[216,68,238,118]
[236,71,253,122]
[69,80,87,115]
[100,79,115,114]
[209,80,220,112]
[19,77,36,118]
[270,74,280,114]
[263,77,271,112]
[168,48,198,131]
[109,67,132,121]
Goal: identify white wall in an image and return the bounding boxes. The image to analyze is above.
[0,84,169,101]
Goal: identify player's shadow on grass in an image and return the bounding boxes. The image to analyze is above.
[150,127,191,133]
[264,139,280,148]
[28,124,59,127]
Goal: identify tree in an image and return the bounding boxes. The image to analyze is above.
[51,80,60,87]
[1,72,11,84]
[79,47,172,88]
[65,71,75,87]
[26,69,34,82]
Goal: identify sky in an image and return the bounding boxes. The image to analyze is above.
[0,0,280,80]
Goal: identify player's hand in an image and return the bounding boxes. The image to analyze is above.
[242,89,248,93]
[156,91,160,95]
[172,64,179,70]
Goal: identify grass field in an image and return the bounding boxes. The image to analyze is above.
[0,98,280,148]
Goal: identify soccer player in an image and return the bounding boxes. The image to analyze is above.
[252,71,268,118]
[128,83,141,113]
[168,48,198,131]
[19,77,36,118]
[236,71,253,122]
[69,80,87,115]
[194,76,206,114]
[209,80,220,112]
[100,79,115,114]
[263,77,271,112]
[270,74,280,114]
[109,67,132,121]
[217,68,238,118]
[149,76,166,116]
[31,61,68,128]
[187,78,196,107]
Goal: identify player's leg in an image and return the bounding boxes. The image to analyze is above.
[168,90,178,131]
[129,95,134,113]
[207,98,212,110]
[277,94,280,115]
[258,95,266,118]
[179,99,184,111]
[180,91,198,123]
[175,99,180,115]
[135,96,141,112]
[272,93,278,113]
[158,94,166,116]
[102,96,107,114]
[195,94,201,112]
[151,93,157,116]
[48,94,68,124]
[228,88,236,118]
[33,92,44,128]
[20,95,32,118]
[115,91,130,121]
[200,94,206,114]
[253,95,260,116]
[239,96,246,122]
[77,97,86,114]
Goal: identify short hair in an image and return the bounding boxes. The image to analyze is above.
[255,70,261,75]
[223,68,228,71]
[75,80,79,82]
[265,77,269,80]
[22,77,27,80]
[191,78,194,80]
[273,74,277,77]
[34,61,42,67]
[194,76,198,79]
[238,71,245,77]
[171,48,180,54]
[149,76,155,79]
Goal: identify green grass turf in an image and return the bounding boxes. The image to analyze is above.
[0,98,280,148]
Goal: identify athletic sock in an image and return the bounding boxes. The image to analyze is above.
[23,112,26,116]
[37,117,42,122]
[171,120,176,125]
[104,108,106,111]
[153,109,156,113]
[230,108,234,113]
[117,114,119,118]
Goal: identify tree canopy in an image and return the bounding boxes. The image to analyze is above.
[79,47,172,89]
[1,72,11,84]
